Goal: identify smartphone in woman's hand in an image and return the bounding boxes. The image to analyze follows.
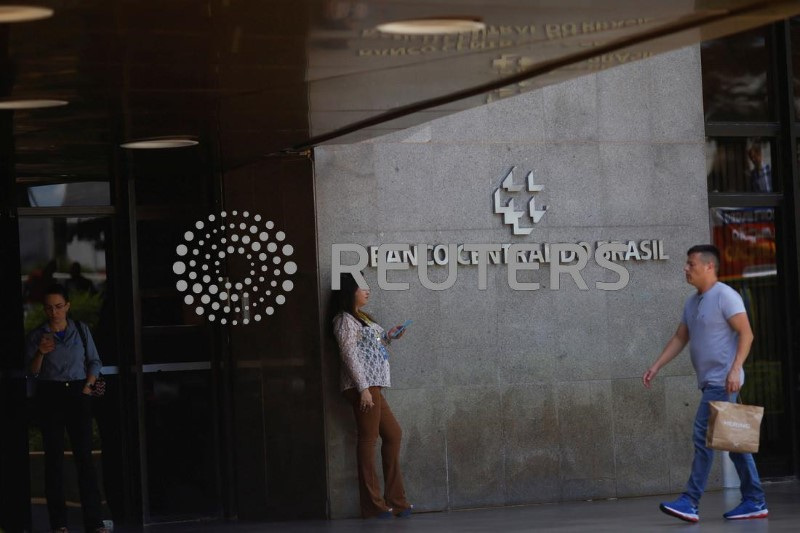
[390,320,413,339]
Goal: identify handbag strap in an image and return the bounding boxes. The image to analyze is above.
[75,319,88,354]
[74,320,93,372]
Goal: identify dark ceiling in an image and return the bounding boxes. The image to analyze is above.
[2,0,800,189]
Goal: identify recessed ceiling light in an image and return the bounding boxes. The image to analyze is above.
[0,99,68,110]
[376,18,485,36]
[0,6,54,23]
[120,137,199,149]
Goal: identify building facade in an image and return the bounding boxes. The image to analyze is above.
[1,5,798,531]
[318,44,714,516]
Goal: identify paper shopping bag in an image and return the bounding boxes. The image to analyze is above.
[706,400,764,453]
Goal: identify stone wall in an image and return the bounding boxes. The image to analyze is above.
[314,45,719,518]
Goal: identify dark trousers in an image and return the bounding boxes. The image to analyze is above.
[344,386,410,518]
[37,381,104,532]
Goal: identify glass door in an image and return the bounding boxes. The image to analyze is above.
[18,214,125,531]
[126,143,224,524]
[134,214,223,522]
[8,146,226,528]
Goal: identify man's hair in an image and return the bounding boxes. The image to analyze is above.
[687,244,720,274]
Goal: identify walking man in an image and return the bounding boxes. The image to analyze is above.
[643,244,768,522]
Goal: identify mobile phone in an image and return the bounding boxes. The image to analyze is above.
[391,320,413,339]
[42,332,54,343]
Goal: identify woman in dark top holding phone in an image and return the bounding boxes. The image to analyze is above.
[332,273,414,519]
[26,284,109,533]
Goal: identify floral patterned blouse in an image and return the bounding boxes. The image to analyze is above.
[333,311,391,392]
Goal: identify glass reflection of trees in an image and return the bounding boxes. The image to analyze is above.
[701,27,773,122]
[19,217,107,334]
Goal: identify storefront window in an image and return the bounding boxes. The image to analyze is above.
[701,27,774,122]
[706,137,777,193]
[710,207,791,475]
[711,207,776,280]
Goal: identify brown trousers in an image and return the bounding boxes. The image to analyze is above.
[344,386,410,517]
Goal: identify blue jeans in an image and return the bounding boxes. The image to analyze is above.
[684,385,765,505]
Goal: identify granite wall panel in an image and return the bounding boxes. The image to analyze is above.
[316,45,711,517]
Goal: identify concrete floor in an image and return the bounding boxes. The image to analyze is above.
[140,480,800,533]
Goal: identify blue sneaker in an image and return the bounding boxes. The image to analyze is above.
[659,496,699,523]
[395,504,414,518]
[723,500,768,520]
[372,508,393,519]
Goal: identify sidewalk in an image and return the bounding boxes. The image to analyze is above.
[144,480,799,533]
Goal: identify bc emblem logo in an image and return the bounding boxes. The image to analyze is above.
[493,167,547,235]
[172,211,297,325]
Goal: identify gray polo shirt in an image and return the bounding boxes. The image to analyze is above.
[681,282,747,389]
[25,319,102,381]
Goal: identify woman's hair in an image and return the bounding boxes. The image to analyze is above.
[333,273,373,326]
[43,283,70,303]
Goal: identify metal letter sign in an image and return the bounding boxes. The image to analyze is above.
[493,167,547,235]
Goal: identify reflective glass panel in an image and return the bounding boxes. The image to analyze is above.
[143,370,220,520]
[706,137,777,193]
[18,216,120,529]
[701,27,773,122]
[710,207,792,476]
[19,217,112,349]
[22,181,111,207]
[791,17,800,119]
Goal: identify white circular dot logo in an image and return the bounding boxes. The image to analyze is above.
[173,211,297,324]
